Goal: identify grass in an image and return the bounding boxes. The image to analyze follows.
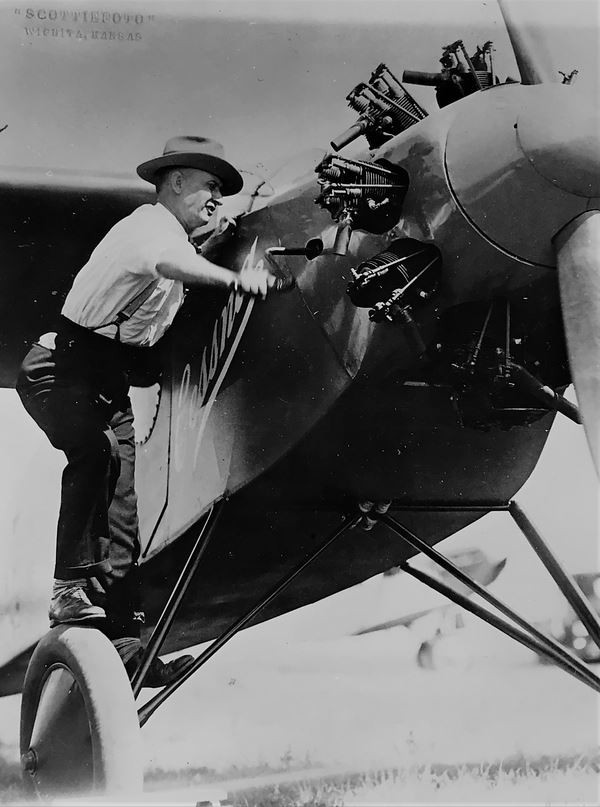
[143,752,600,806]
[2,747,599,804]
[144,749,319,789]
[2,630,598,804]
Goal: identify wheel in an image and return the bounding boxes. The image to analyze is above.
[20,625,143,800]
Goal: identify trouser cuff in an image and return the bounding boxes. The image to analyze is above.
[54,559,113,580]
[112,636,142,667]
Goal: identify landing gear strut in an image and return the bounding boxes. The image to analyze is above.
[21,494,594,799]
[20,502,361,799]
[137,504,362,726]
[375,499,600,691]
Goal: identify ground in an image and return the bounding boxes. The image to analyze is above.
[1,613,597,804]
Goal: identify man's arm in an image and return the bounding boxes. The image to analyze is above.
[156,249,273,297]
[157,251,237,288]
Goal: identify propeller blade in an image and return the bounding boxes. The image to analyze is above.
[555,211,600,476]
[498,0,558,85]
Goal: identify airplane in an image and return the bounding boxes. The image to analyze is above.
[0,0,599,798]
[353,547,508,668]
[356,547,508,630]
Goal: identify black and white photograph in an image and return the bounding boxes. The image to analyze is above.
[0,0,598,803]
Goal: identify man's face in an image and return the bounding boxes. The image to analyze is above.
[178,168,223,230]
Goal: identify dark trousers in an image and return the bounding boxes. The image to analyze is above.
[16,319,143,639]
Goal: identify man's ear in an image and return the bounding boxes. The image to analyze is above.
[169,169,184,195]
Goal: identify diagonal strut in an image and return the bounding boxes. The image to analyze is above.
[378,510,600,693]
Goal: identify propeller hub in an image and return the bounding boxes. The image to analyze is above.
[516,86,600,198]
[444,84,596,266]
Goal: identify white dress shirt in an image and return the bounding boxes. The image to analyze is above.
[62,203,194,346]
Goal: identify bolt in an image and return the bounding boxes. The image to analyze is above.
[360,515,377,531]
[375,501,392,514]
[21,749,37,774]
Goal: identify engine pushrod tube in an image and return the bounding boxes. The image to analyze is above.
[328,156,399,175]
[326,184,407,190]
[138,512,362,726]
[377,68,428,118]
[372,259,438,318]
[400,562,600,693]
[379,513,600,690]
[357,248,427,282]
[364,82,423,123]
[458,40,483,89]
[509,501,600,649]
[468,301,494,371]
[131,501,225,696]
[393,256,439,296]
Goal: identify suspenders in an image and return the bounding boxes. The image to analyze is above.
[90,281,157,343]
[112,282,158,342]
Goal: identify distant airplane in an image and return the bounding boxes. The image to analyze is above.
[357,548,507,635]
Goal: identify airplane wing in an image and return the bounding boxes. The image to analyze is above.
[0,167,152,386]
[355,606,448,635]
[0,163,278,387]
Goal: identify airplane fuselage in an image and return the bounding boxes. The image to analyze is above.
[135,82,586,557]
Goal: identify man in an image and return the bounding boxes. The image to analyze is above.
[16,136,273,686]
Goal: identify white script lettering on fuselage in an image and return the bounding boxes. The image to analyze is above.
[172,237,264,472]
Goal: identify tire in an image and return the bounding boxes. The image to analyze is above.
[20,625,143,800]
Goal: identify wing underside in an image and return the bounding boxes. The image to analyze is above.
[0,168,152,386]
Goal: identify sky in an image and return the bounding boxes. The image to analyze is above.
[0,0,597,177]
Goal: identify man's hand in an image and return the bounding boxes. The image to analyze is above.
[199,216,238,260]
[236,265,276,299]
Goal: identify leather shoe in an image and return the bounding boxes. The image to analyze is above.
[112,637,194,688]
[141,653,195,688]
[49,579,106,627]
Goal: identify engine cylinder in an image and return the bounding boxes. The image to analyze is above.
[347,238,441,311]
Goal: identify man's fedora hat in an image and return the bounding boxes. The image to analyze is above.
[137,136,243,196]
